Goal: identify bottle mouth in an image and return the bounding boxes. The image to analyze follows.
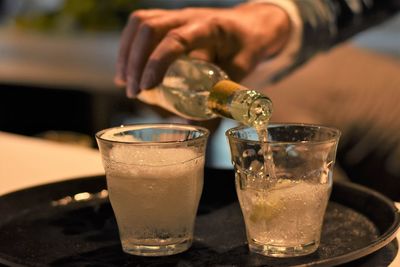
[248,97,273,128]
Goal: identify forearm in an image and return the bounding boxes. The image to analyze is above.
[295,0,400,63]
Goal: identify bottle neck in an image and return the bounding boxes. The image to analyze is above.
[207,80,242,119]
[207,80,273,127]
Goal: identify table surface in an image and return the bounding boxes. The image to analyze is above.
[0,131,398,266]
[0,131,104,195]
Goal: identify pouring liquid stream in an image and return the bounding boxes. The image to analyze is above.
[243,97,276,182]
[256,125,277,181]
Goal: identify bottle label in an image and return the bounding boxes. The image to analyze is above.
[208,80,244,119]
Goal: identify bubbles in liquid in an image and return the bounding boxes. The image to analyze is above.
[238,178,331,246]
[106,145,200,168]
[242,149,257,158]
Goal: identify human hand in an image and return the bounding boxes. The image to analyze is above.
[115,2,291,98]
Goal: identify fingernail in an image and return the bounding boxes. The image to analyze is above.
[140,71,156,90]
[114,76,126,88]
[115,61,125,80]
[126,89,134,98]
[127,77,138,98]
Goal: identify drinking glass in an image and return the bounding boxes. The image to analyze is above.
[96,124,209,256]
[226,124,340,257]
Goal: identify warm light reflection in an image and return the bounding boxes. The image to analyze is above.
[54,196,73,206]
[99,189,109,198]
[51,190,109,206]
[74,192,91,201]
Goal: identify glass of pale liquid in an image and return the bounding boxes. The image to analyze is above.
[226,124,340,257]
[96,124,209,256]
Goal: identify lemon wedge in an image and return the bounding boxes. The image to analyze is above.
[248,179,294,223]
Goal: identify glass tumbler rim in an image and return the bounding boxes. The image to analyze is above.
[225,122,341,145]
[96,123,209,146]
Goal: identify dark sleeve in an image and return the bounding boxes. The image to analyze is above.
[294,0,400,64]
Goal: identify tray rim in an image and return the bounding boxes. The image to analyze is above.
[0,174,399,267]
[317,180,400,266]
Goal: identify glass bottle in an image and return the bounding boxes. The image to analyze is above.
[137,57,273,127]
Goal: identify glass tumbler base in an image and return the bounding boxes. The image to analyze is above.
[122,238,192,256]
[249,240,319,257]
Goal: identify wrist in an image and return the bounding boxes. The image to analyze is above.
[236,1,292,57]
[249,0,302,61]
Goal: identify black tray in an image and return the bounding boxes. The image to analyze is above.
[0,169,399,267]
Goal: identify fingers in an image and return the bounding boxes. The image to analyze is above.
[125,21,160,97]
[115,9,167,89]
[140,21,220,90]
[123,13,187,97]
[116,8,227,97]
